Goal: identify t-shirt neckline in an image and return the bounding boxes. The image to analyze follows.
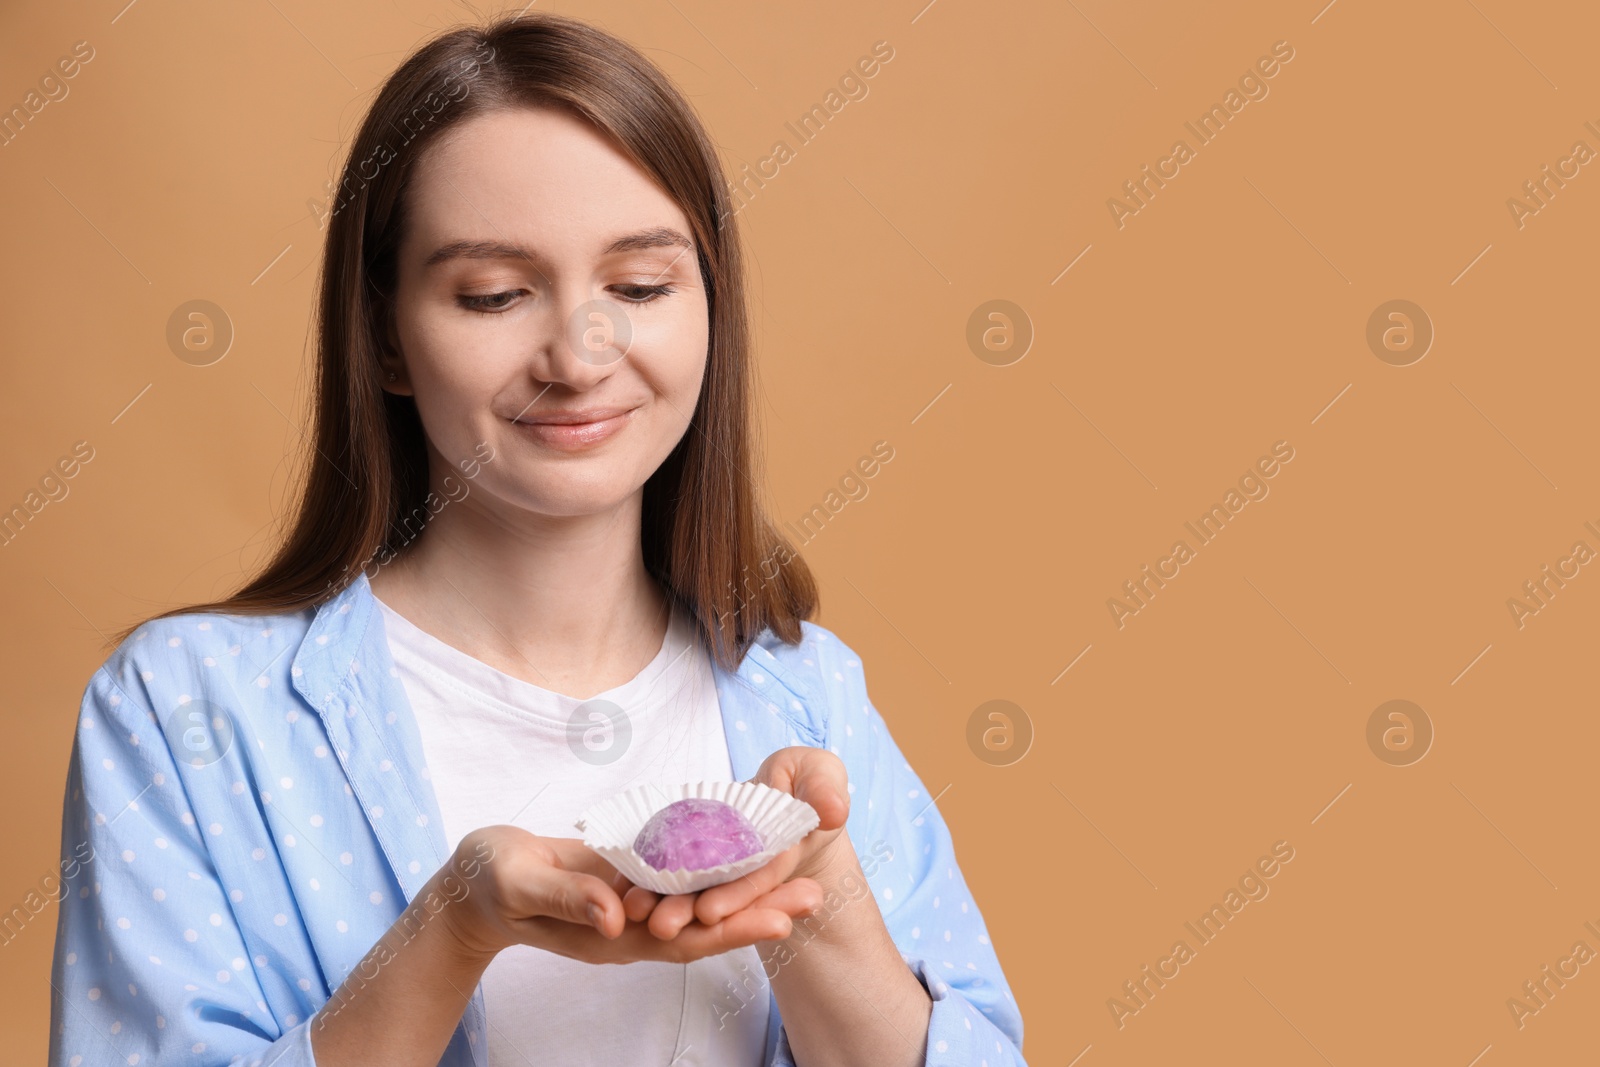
[374,595,694,725]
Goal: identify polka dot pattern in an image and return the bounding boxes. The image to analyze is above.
[776,620,1026,1064]
[50,582,1021,1065]
[53,607,418,1065]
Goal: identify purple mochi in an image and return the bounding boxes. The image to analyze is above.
[633,798,765,872]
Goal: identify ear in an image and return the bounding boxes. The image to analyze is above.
[378,308,414,397]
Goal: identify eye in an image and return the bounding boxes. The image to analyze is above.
[610,284,675,305]
[459,290,524,315]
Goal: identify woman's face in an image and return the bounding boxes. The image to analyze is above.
[383,105,709,520]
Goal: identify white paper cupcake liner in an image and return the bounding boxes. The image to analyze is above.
[574,780,820,894]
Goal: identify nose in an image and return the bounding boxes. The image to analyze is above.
[526,284,635,392]
[567,297,635,368]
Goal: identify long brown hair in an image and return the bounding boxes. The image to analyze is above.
[130,12,816,672]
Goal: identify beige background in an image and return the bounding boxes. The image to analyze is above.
[4,0,1599,1063]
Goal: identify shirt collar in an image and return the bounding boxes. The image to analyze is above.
[289,571,825,767]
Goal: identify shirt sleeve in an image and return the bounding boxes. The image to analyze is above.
[48,665,320,1067]
[771,628,1028,1066]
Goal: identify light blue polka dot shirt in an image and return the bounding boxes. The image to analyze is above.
[47,572,1026,1065]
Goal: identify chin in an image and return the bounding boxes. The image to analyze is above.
[516,480,639,519]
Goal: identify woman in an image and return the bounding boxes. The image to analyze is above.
[48,13,1024,1066]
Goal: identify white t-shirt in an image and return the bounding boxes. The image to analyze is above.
[375,596,770,1067]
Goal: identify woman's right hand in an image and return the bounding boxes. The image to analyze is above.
[437,824,823,968]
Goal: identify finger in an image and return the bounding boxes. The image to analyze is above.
[646,893,699,941]
[508,862,623,937]
[672,908,796,956]
[706,878,828,947]
[543,837,623,882]
[622,885,661,923]
[541,909,793,965]
[640,847,804,938]
[752,876,825,919]
[693,843,802,927]
[787,754,850,831]
[669,870,821,946]
[525,888,820,966]
[537,839,644,936]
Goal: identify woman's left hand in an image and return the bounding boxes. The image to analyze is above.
[621,746,852,939]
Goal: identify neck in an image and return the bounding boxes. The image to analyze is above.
[367,480,670,701]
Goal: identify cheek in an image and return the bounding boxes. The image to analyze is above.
[627,300,708,404]
[668,332,709,402]
[407,307,506,376]
[624,317,707,469]
[402,316,512,438]
[634,294,706,353]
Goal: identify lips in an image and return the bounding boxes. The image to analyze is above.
[516,406,634,426]
[511,406,635,450]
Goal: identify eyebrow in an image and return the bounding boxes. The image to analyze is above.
[421,226,694,270]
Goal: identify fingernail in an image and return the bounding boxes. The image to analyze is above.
[588,903,604,929]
